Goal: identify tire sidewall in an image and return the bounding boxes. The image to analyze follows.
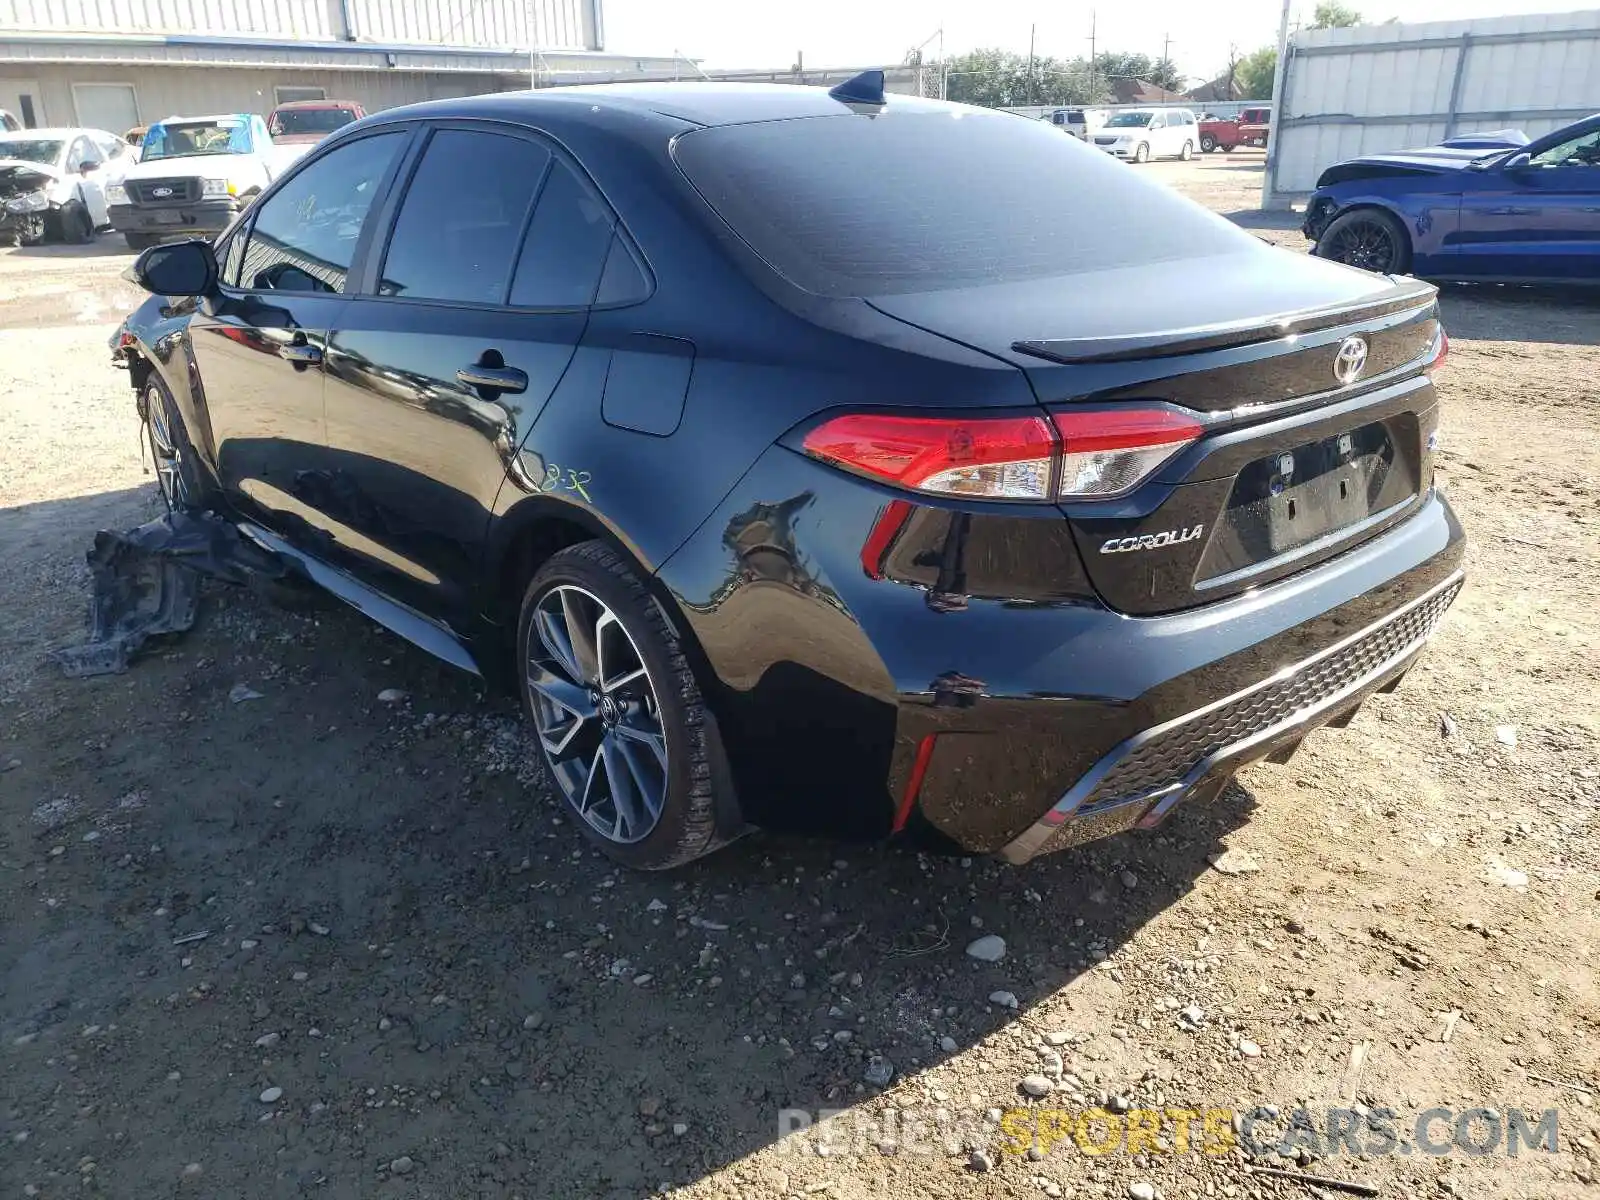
[1316,209,1412,275]
[516,544,718,869]
[1135,142,1150,163]
[142,373,211,510]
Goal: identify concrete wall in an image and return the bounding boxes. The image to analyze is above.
[0,63,511,129]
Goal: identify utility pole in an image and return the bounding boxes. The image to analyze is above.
[1026,23,1037,106]
[1087,11,1097,80]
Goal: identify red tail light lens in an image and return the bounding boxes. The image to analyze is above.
[803,407,1203,501]
[1051,408,1202,498]
[802,413,1057,500]
[1425,328,1449,375]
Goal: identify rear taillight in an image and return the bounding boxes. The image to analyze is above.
[801,413,1057,500]
[802,407,1200,502]
[1051,408,1202,498]
[1425,328,1449,375]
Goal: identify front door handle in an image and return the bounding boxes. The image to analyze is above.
[457,363,528,394]
[279,341,322,365]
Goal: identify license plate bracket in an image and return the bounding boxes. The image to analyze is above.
[150,210,184,225]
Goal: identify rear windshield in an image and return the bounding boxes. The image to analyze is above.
[674,109,1247,297]
[271,107,357,136]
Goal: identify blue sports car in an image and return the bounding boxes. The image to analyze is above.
[1303,112,1600,284]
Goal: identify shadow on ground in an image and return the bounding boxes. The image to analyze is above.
[0,491,1257,1198]
[8,235,137,261]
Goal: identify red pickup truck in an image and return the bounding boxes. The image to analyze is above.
[1198,107,1271,153]
[266,100,366,146]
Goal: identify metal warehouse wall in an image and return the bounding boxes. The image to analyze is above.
[1265,8,1600,203]
[0,62,508,128]
[0,0,603,50]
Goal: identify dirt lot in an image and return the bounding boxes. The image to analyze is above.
[2,154,1597,1200]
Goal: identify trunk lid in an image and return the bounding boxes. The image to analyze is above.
[868,251,1442,615]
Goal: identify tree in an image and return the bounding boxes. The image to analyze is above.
[1309,1,1362,29]
[944,48,1111,108]
[1091,51,1184,94]
[1235,46,1277,99]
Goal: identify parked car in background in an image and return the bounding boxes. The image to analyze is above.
[0,127,127,245]
[266,99,366,146]
[111,81,1462,869]
[1093,109,1197,162]
[1049,107,1104,140]
[108,113,299,249]
[1303,111,1600,283]
[1198,107,1272,153]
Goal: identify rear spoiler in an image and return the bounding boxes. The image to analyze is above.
[1012,278,1437,366]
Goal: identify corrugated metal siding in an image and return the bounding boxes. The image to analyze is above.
[6,61,510,126]
[0,0,602,50]
[1267,9,1600,200]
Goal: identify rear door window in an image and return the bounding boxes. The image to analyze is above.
[674,109,1249,297]
[507,159,616,308]
[378,128,552,304]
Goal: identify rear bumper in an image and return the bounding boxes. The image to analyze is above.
[109,199,239,236]
[998,567,1460,862]
[658,445,1466,858]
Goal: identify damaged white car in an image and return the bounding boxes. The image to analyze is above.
[0,127,128,246]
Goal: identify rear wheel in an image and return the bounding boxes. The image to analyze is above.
[1200,133,1217,153]
[517,542,727,870]
[61,203,93,244]
[1133,142,1150,164]
[1313,208,1412,275]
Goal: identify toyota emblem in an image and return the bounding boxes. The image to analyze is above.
[151,186,173,198]
[1333,335,1369,385]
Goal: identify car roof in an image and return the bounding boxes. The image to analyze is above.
[154,114,254,126]
[366,82,959,131]
[273,99,359,109]
[0,127,102,138]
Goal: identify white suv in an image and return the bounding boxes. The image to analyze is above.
[1092,109,1198,163]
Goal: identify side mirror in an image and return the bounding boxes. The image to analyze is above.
[79,159,101,175]
[131,239,218,297]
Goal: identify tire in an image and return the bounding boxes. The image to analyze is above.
[1134,142,1150,164]
[1179,140,1194,162]
[1313,207,1413,275]
[124,232,158,251]
[62,203,93,245]
[18,215,46,247]
[140,372,215,512]
[0,230,15,249]
[517,541,727,870]
[1200,134,1217,153]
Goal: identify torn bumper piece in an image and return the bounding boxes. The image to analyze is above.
[53,511,285,678]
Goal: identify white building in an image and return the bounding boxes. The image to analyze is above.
[0,0,697,132]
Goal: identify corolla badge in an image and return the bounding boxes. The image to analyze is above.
[1333,335,1369,385]
[151,186,174,197]
[1100,525,1204,554]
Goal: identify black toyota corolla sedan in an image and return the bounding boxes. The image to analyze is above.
[112,78,1464,869]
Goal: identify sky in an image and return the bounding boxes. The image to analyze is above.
[601,0,1583,86]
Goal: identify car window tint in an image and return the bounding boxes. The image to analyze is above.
[675,110,1250,297]
[240,131,403,294]
[379,129,551,304]
[1532,129,1600,168]
[508,158,615,308]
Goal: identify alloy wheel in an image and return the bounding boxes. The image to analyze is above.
[1326,218,1398,272]
[525,584,669,845]
[144,386,188,509]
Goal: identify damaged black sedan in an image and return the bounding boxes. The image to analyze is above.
[111,80,1464,869]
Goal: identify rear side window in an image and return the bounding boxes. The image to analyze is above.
[380,129,552,304]
[241,131,403,293]
[508,159,615,308]
[674,110,1249,297]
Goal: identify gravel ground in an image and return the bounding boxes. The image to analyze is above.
[1,154,1597,1200]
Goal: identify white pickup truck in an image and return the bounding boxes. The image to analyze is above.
[107,113,309,250]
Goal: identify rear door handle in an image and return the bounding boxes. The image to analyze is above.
[279,342,322,365]
[457,363,528,394]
